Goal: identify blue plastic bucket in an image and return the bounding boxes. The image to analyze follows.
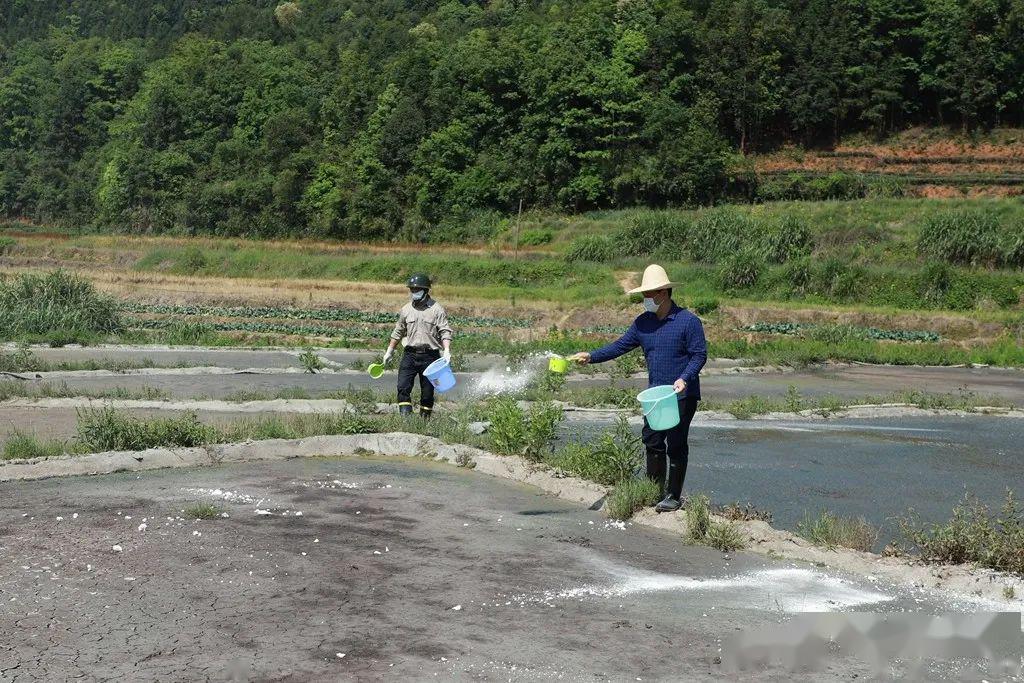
[424,357,457,393]
[637,385,680,430]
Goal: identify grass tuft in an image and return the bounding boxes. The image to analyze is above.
[705,520,747,552]
[683,493,746,551]
[606,478,661,521]
[2,431,65,460]
[685,493,712,544]
[798,511,879,552]
[184,502,223,520]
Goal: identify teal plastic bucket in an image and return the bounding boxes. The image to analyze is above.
[424,357,457,393]
[637,385,680,430]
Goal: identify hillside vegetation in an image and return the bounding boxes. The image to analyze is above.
[2,0,1023,241]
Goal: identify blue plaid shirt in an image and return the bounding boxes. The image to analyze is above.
[589,304,708,399]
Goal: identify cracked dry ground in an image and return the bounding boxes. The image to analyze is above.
[0,456,996,682]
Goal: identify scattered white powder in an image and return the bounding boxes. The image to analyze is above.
[181,487,262,505]
[487,564,892,613]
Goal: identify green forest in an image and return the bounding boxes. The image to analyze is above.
[1,0,1022,240]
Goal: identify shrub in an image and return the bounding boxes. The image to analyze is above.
[518,228,554,246]
[798,511,879,552]
[0,271,123,342]
[718,251,762,290]
[899,490,1024,574]
[0,236,16,253]
[0,346,43,373]
[489,397,527,456]
[606,478,661,520]
[488,397,562,461]
[522,401,564,461]
[299,349,325,373]
[807,171,868,200]
[178,247,208,274]
[756,171,870,201]
[565,234,617,262]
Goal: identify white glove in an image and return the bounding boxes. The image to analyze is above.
[442,349,451,363]
[382,349,394,365]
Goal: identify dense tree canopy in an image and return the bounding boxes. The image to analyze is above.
[1,0,1022,239]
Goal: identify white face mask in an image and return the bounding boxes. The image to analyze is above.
[411,290,427,303]
[643,297,659,313]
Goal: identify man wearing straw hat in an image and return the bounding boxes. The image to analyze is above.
[383,273,453,418]
[570,264,707,512]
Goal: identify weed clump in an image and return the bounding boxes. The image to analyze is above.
[299,348,325,373]
[487,397,563,461]
[0,271,123,343]
[550,417,641,486]
[76,408,218,452]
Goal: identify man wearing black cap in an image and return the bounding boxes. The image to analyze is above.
[382,274,453,418]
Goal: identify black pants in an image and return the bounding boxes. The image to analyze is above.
[642,396,699,499]
[397,347,441,413]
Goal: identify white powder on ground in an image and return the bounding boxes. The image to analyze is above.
[293,480,361,490]
[488,564,892,613]
[181,487,262,505]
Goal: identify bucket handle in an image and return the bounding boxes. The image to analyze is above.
[641,390,677,418]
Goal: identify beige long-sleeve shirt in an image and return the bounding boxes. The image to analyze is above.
[391,298,453,350]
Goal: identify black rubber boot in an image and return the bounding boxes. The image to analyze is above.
[645,451,666,497]
[399,404,413,416]
[421,407,432,420]
[655,495,682,513]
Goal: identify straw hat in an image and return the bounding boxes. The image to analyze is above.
[628,264,677,294]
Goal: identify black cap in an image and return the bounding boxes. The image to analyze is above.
[407,273,431,289]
